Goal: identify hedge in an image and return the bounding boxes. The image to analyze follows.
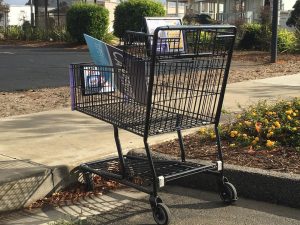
[66,3,109,43]
[113,0,165,39]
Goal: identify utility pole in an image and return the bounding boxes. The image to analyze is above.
[45,0,48,37]
[271,0,279,63]
[30,0,34,26]
[34,0,39,27]
[217,0,220,20]
[57,0,60,26]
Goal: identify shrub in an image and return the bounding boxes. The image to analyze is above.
[238,23,298,53]
[5,26,24,40]
[238,23,270,50]
[113,0,165,39]
[277,29,298,53]
[226,98,299,149]
[2,24,71,42]
[183,13,217,25]
[66,3,109,43]
[199,98,300,150]
[48,26,73,42]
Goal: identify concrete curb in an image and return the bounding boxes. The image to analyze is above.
[128,149,300,209]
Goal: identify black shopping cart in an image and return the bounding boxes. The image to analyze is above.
[70,25,237,225]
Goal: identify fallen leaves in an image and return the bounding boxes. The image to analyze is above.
[27,176,121,210]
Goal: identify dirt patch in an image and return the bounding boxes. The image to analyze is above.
[0,87,70,117]
[229,51,300,83]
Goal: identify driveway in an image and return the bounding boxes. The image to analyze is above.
[0,47,90,91]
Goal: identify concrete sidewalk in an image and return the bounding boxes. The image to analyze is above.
[0,73,299,212]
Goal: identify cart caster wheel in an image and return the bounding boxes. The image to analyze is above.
[219,182,238,204]
[152,203,171,225]
[83,172,94,191]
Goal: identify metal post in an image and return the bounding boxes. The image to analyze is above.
[34,0,39,27]
[217,0,220,20]
[45,0,48,37]
[30,0,34,26]
[271,0,279,63]
[57,0,60,26]
[176,0,179,16]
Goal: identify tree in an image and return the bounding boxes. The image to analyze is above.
[286,0,300,29]
[0,0,9,22]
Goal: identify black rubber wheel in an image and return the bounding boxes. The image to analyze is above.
[152,203,171,225]
[219,182,238,204]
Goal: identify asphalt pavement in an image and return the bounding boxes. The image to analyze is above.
[0,47,90,91]
[1,186,299,225]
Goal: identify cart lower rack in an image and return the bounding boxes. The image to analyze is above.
[81,155,220,192]
[70,25,238,225]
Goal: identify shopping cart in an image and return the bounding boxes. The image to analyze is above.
[70,25,237,225]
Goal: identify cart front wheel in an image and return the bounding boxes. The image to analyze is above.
[152,203,171,225]
[219,182,238,204]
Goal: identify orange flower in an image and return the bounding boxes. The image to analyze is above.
[267,131,274,138]
[266,140,275,148]
[255,122,262,133]
[230,130,238,137]
[274,121,281,128]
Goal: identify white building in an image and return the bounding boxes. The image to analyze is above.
[5,5,33,26]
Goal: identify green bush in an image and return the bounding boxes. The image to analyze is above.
[5,26,24,40]
[48,26,73,42]
[2,24,71,42]
[238,23,298,53]
[113,0,165,39]
[66,3,109,43]
[277,28,298,53]
[238,23,270,50]
[200,98,300,150]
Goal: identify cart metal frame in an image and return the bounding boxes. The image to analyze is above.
[70,25,238,225]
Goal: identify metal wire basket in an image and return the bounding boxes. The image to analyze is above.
[70,25,238,225]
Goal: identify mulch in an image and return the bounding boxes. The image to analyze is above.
[152,132,300,175]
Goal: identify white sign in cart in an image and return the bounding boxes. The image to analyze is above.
[83,34,124,95]
[144,17,185,53]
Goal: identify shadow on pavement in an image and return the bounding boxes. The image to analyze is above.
[0,159,51,213]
